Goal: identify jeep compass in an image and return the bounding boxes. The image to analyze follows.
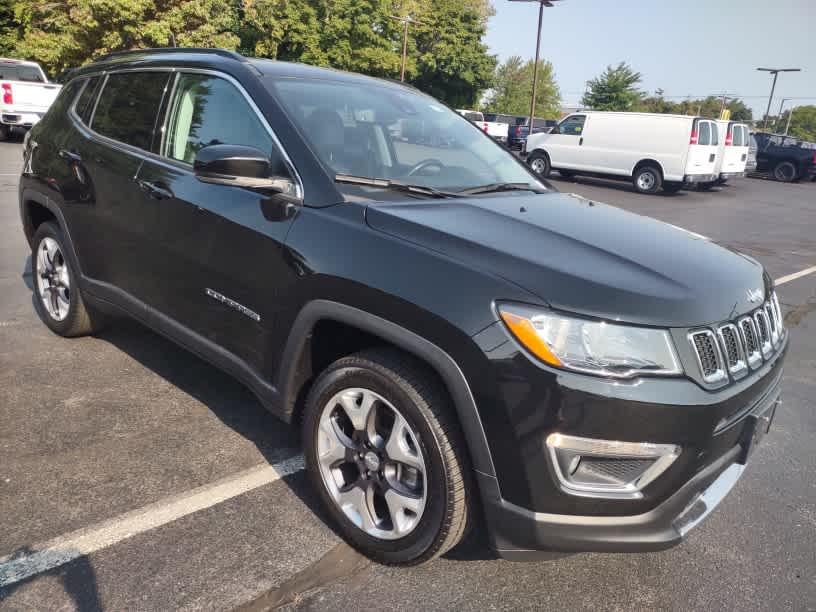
[19,49,787,565]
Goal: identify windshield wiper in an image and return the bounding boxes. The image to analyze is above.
[457,182,546,195]
[335,174,462,198]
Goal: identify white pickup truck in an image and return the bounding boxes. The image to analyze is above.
[0,58,61,140]
[455,109,509,144]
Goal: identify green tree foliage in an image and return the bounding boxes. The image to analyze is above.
[581,62,643,111]
[776,105,816,141]
[482,55,561,118]
[638,91,753,121]
[3,0,496,106]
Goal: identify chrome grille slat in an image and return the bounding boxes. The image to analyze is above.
[691,292,784,384]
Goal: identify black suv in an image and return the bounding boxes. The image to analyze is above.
[20,49,787,565]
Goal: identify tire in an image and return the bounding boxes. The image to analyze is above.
[31,221,105,337]
[773,161,798,182]
[698,182,716,191]
[0,125,10,142]
[558,170,575,180]
[527,151,550,177]
[632,164,662,194]
[303,348,472,565]
[662,181,682,193]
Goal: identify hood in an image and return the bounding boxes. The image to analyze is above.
[365,192,770,327]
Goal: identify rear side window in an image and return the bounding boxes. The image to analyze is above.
[710,121,718,146]
[698,121,711,146]
[92,72,170,150]
[162,73,275,165]
[0,64,44,82]
[74,76,101,124]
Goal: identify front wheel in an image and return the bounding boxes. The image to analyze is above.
[632,164,662,194]
[527,151,551,177]
[303,348,472,565]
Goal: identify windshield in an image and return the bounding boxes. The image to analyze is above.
[266,77,544,194]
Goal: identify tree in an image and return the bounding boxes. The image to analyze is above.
[482,55,560,118]
[638,91,753,121]
[777,105,816,141]
[582,62,642,111]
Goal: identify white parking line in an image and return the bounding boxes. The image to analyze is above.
[0,454,305,588]
[776,265,816,286]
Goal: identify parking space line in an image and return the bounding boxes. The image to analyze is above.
[776,265,816,286]
[0,454,305,588]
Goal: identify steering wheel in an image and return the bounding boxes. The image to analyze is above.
[406,158,444,177]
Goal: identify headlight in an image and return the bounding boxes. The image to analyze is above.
[498,303,683,379]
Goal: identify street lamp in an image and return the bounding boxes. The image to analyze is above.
[757,68,800,128]
[509,0,563,132]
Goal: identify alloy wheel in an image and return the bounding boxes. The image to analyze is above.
[316,387,427,540]
[35,237,70,321]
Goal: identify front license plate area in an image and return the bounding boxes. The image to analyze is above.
[737,396,779,464]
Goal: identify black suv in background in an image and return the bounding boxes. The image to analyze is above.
[752,131,816,182]
[20,49,787,565]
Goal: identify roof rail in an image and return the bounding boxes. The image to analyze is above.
[93,47,245,63]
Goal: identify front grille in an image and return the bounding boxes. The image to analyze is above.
[690,291,784,385]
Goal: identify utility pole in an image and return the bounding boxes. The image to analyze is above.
[509,0,562,131]
[785,106,795,135]
[389,15,423,82]
[776,98,791,132]
[757,68,801,128]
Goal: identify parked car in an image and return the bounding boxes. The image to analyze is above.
[458,109,509,144]
[20,48,787,565]
[752,132,816,182]
[0,58,61,140]
[509,117,556,150]
[525,111,721,194]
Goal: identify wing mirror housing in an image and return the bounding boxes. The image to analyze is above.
[193,144,298,197]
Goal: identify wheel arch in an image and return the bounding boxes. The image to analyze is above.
[632,158,665,179]
[20,188,87,279]
[277,299,496,478]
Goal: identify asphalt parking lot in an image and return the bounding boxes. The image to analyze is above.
[1,139,814,611]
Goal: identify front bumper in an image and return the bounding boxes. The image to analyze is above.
[470,320,787,560]
[683,173,718,183]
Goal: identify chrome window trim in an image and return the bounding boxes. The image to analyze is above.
[738,316,763,369]
[716,323,747,379]
[66,65,304,199]
[688,329,727,385]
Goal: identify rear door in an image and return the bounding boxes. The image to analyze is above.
[133,71,300,369]
[545,114,587,169]
[685,118,718,177]
[721,123,749,175]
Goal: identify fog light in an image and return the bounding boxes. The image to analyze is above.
[546,433,680,499]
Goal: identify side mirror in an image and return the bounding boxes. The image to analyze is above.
[193,144,297,196]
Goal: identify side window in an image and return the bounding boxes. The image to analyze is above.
[163,74,277,167]
[74,76,101,124]
[43,79,84,119]
[558,115,586,136]
[698,121,711,146]
[710,121,718,146]
[92,72,170,151]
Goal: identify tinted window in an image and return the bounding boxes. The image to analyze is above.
[558,115,585,136]
[0,63,44,82]
[92,72,169,150]
[698,121,711,146]
[463,111,483,122]
[74,76,101,124]
[163,74,274,165]
[710,121,718,146]
[43,79,83,120]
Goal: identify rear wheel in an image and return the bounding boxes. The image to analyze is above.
[662,181,682,193]
[773,161,798,182]
[31,222,105,337]
[632,164,662,194]
[0,125,10,142]
[303,348,472,565]
[527,151,550,177]
[558,170,575,180]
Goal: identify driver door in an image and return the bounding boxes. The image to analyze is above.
[135,71,300,370]
[544,114,587,170]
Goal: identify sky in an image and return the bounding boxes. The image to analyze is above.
[484,0,815,117]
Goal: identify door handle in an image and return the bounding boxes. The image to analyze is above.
[579,137,584,146]
[58,149,82,164]
[136,178,174,200]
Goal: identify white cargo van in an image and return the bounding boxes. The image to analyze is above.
[525,111,720,194]
[708,120,750,185]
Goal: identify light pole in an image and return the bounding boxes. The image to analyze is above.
[510,0,562,131]
[776,98,790,132]
[757,68,800,128]
[389,15,423,82]
[785,106,795,136]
